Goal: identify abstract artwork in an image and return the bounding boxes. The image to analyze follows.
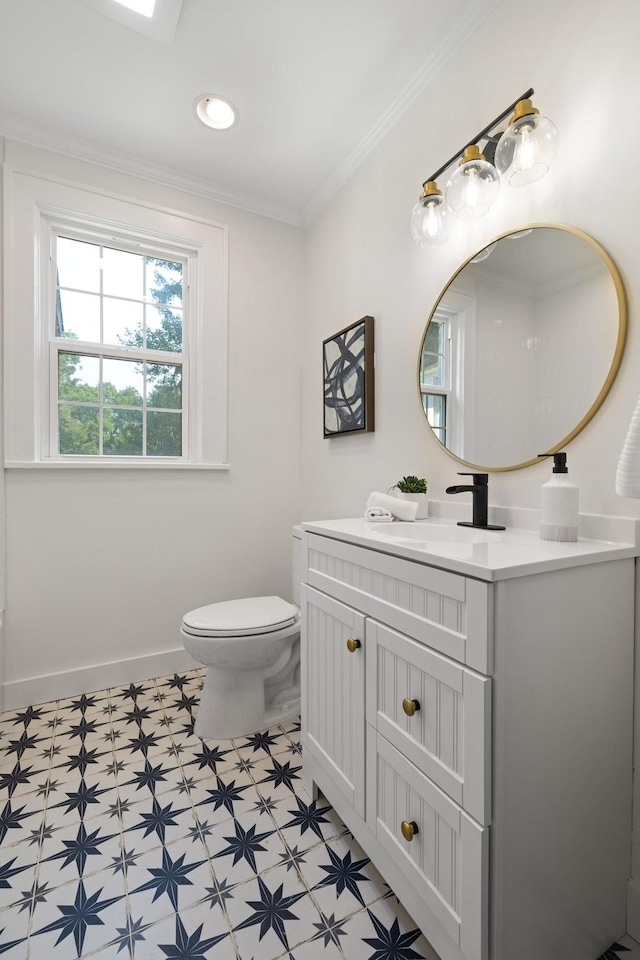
[323,315,374,437]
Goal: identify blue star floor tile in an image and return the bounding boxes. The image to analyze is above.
[333,897,441,960]
[0,837,39,913]
[599,937,640,959]
[124,839,215,927]
[126,901,236,960]
[226,863,325,960]
[298,833,390,919]
[269,793,349,852]
[0,902,31,958]
[202,804,285,887]
[29,872,129,958]
[0,673,636,960]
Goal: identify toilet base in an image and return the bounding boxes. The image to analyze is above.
[195,666,266,740]
[264,695,301,730]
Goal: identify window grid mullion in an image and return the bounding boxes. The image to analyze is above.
[52,230,187,460]
[142,361,148,457]
[99,242,105,345]
[54,341,184,365]
[98,355,104,456]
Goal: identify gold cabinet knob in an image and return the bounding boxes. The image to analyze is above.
[346,637,361,653]
[401,820,419,842]
[402,698,421,717]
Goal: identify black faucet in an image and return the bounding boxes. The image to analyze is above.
[445,472,506,530]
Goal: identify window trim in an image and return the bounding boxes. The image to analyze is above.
[45,221,192,462]
[4,168,229,470]
[420,313,451,446]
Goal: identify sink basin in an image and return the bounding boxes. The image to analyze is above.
[369,522,503,544]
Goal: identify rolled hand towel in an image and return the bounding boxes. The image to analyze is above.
[365,507,394,522]
[366,491,418,522]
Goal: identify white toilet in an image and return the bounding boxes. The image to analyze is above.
[181,527,302,739]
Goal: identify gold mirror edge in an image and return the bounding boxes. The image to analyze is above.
[416,222,627,473]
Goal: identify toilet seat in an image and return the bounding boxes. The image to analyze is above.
[181,595,299,638]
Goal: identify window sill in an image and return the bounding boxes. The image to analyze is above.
[5,459,231,470]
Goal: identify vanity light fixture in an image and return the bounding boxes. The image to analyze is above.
[410,88,558,247]
[445,144,500,221]
[195,95,238,130]
[409,181,448,247]
[495,98,559,186]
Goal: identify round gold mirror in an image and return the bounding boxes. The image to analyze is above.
[418,224,626,471]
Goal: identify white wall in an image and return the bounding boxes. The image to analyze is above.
[1,139,304,708]
[302,0,640,522]
[476,280,534,466]
[300,0,640,932]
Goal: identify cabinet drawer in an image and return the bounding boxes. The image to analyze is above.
[304,532,492,672]
[367,730,488,960]
[367,620,491,826]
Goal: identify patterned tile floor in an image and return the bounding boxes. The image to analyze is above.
[0,668,443,960]
[0,667,635,960]
[609,939,640,959]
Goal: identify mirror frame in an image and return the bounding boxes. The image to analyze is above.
[417,222,627,472]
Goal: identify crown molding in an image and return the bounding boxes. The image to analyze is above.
[0,115,304,227]
[301,0,503,226]
[0,0,502,231]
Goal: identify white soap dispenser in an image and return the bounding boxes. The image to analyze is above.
[539,451,579,542]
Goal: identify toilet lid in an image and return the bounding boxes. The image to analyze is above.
[182,596,299,637]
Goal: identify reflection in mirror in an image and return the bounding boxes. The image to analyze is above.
[419,225,626,471]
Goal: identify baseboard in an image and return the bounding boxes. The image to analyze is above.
[627,878,640,940]
[2,647,197,710]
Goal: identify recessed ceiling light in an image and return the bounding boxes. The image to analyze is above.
[195,96,238,131]
[113,0,155,15]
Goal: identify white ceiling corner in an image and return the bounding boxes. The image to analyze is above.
[301,0,504,225]
[78,0,184,42]
[0,0,503,226]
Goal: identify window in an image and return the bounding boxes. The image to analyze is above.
[53,232,186,458]
[5,171,228,468]
[420,314,450,445]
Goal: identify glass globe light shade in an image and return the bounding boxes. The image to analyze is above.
[446,147,500,220]
[495,105,558,186]
[410,194,448,248]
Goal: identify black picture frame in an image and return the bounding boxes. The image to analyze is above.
[323,315,374,437]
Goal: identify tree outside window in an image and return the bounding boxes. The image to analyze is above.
[55,236,186,458]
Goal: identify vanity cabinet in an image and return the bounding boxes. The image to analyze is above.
[300,523,635,960]
[303,586,366,817]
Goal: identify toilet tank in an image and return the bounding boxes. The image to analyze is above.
[292,525,302,606]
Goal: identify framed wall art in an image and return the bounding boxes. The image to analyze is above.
[323,315,374,437]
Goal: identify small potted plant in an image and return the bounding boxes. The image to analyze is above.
[393,475,429,519]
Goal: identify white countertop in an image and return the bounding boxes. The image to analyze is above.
[301,515,640,582]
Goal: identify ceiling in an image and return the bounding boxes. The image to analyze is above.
[0,0,500,225]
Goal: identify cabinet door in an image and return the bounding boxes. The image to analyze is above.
[301,584,366,817]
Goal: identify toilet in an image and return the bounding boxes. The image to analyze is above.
[181,527,302,739]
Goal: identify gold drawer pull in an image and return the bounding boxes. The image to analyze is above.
[401,820,419,842]
[402,698,420,717]
[346,637,361,653]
